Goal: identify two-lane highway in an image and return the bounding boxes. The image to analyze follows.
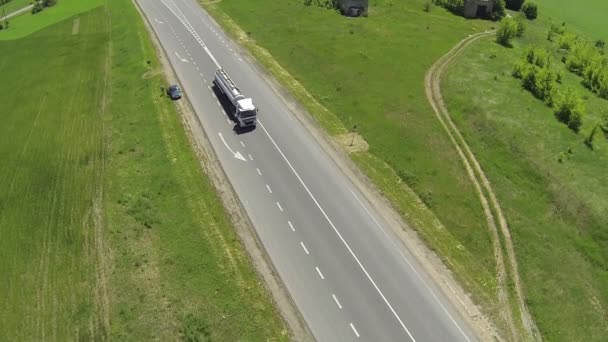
[137,0,478,340]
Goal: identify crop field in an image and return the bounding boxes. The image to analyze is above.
[442,12,608,341]
[0,0,286,340]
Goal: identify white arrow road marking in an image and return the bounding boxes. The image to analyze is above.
[218,132,246,161]
[174,52,188,63]
[154,18,164,24]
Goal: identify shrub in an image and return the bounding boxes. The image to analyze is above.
[436,0,465,15]
[424,0,432,12]
[515,17,526,37]
[550,22,567,35]
[522,2,538,19]
[558,32,577,50]
[525,47,550,68]
[554,87,585,131]
[490,0,507,21]
[512,60,530,79]
[31,1,43,14]
[596,40,606,50]
[496,17,518,46]
[505,0,525,11]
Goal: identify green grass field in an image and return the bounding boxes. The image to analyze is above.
[0,0,103,40]
[533,0,608,41]
[442,13,608,341]
[0,0,286,340]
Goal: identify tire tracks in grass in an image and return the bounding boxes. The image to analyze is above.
[425,31,540,341]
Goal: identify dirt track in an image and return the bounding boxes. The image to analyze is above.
[424,31,540,341]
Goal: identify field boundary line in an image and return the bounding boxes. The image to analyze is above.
[425,30,540,341]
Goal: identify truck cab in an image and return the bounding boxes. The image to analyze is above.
[235,98,258,127]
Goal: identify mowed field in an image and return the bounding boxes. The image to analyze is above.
[442,9,608,341]
[0,0,286,340]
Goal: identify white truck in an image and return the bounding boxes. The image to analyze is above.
[214,69,257,128]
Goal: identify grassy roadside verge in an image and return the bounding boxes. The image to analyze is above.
[0,0,287,340]
[105,0,287,339]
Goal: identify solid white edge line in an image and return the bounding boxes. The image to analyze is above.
[349,189,472,342]
[350,323,360,338]
[257,120,416,342]
[332,294,343,309]
[288,221,295,232]
[315,266,325,280]
[300,242,309,255]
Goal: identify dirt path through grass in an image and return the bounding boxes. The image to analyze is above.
[425,31,540,342]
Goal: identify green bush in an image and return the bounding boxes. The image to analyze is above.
[522,2,538,19]
[505,0,525,11]
[31,1,43,14]
[525,47,550,68]
[554,87,585,131]
[490,0,507,21]
[515,17,526,37]
[496,17,518,46]
[435,0,465,15]
[558,33,578,50]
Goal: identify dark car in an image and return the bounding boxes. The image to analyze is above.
[167,85,182,100]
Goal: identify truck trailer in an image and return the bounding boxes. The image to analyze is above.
[213,69,257,128]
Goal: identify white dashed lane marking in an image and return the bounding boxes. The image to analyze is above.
[332,294,343,309]
[300,242,309,255]
[315,266,325,280]
[350,323,360,338]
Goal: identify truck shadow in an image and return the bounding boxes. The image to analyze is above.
[211,83,256,135]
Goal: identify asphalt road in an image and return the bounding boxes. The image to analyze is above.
[137,0,479,341]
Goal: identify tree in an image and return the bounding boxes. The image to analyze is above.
[505,0,525,11]
[490,0,507,21]
[496,17,518,46]
[515,16,526,37]
[521,2,538,19]
[554,87,585,132]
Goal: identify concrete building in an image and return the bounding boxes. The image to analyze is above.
[463,0,495,18]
